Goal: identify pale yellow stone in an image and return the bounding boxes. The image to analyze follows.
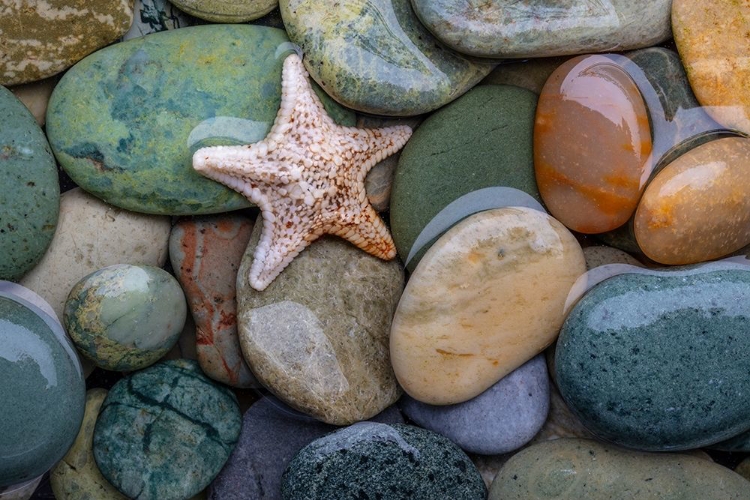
[390,207,585,405]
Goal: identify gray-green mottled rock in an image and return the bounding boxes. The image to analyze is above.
[171,0,277,22]
[481,57,569,94]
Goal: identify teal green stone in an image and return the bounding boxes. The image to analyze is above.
[389,85,541,269]
[46,25,355,216]
[281,422,486,499]
[0,86,59,281]
[93,359,241,500]
[555,261,750,451]
[279,0,495,116]
[0,291,85,487]
[64,264,187,372]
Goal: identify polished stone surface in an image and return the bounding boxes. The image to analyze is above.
[171,0,276,22]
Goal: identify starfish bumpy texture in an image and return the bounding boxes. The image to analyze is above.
[193,53,412,291]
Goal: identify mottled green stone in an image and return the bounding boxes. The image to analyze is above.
[279,0,495,116]
[93,359,241,500]
[281,423,486,500]
[0,86,59,281]
[556,261,750,451]
[0,292,85,487]
[64,264,187,372]
[46,25,355,215]
[171,0,277,22]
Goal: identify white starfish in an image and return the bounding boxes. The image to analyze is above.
[193,53,412,291]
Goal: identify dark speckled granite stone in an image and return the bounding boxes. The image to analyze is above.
[281,422,486,500]
[556,261,750,451]
[93,359,241,500]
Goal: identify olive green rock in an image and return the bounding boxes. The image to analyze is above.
[171,0,277,22]
[488,438,750,499]
[46,25,355,215]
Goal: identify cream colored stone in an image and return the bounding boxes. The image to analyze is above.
[390,207,585,405]
[8,76,58,126]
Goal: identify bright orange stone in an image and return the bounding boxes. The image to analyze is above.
[534,55,653,234]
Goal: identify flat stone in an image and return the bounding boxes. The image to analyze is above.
[0,85,59,281]
[0,290,85,487]
[488,438,750,499]
[237,224,404,425]
[400,355,549,455]
[171,0,277,22]
[279,0,494,116]
[169,215,259,388]
[281,423,486,500]
[411,0,671,59]
[634,137,750,265]
[64,264,187,372]
[8,76,59,126]
[391,207,585,405]
[93,359,241,500]
[46,25,354,215]
[556,261,750,451]
[535,54,652,234]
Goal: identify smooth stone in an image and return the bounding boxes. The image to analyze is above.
[171,0,276,22]
[8,76,59,126]
[0,291,85,487]
[481,57,569,94]
[20,188,170,322]
[400,355,549,455]
[50,389,127,500]
[64,264,187,371]
[46,25,355,215]
[390,85,540,269]
[0,85,59,281]
[279,0,494,116]
[208,397,404,500]
[237,223,405,425]
[169,215,259,388]
[582,245,643,271]
[634,137,750,265]
[93,359,241,500]
[556,261,750,451]
[390,207,585,405]
[736,458,750,481]
[411,0,671,59]
[713,429,750,452]
[281,423,487,500]
[535,54,652,234]
[0,477,42,500]
[673,0,750,135]
[122,0,199,40]
[0,0,134,85]
[488,438,750,499]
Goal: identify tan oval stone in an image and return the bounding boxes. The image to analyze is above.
[390,207,585,405]
[634,137,750,265]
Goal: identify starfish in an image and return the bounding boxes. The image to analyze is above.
[192,53,412,291]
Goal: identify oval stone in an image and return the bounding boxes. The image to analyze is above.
[535,55,652,234]
[411,0,671,59]
[46,25,355,215]
[390,207,585,405]
[634,137,750,265]
[556,262,750,450]
[0,86,59,281]
[279,0,494,116]
[488,438,750,499]
[171,0,277,22]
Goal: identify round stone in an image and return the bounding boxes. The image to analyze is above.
[0,289,85,487]
[64,264,187,372]
[171,0,277,22]
[93,359,241,500]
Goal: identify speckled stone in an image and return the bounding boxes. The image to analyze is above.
[488,438,750,499]
[50,389,127,500]
[281,423,486,500]
[279,0,494,116]
[411,0,671,59]
[237,223,405,425]
[46,25,355,215]
[208,397,404,500]
[556,261,750,451]
[391,207,585,405]
[19,188,170,322]
[171,0,276,22]
[169,215,258,388]
[64,264,187,371]
[0,290,85,487]
[8,76,59,126]
[0,85,59,281]
[93,359,241,500]
[0,1,134,85]
[122,0,199,40]
[400,355,549,455]
[390,85,540,269]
